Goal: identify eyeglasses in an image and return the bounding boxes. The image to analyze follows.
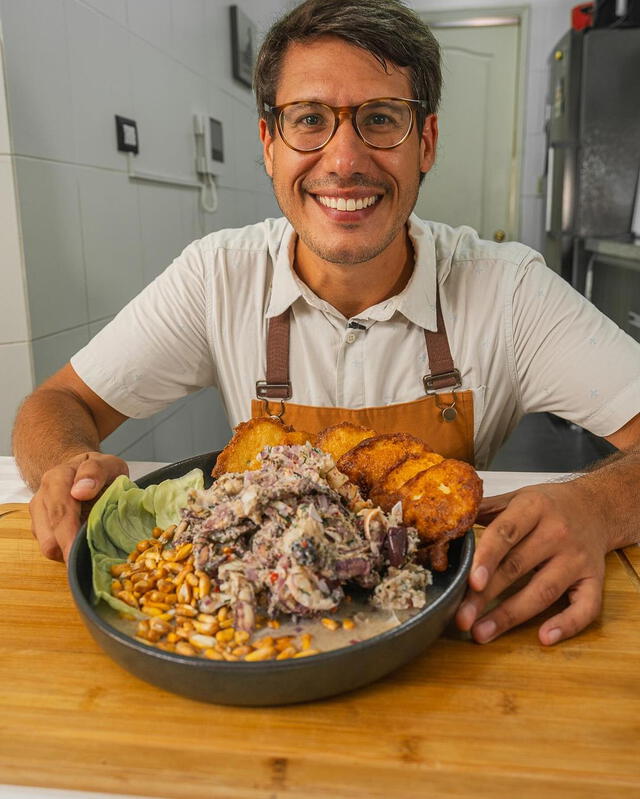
[264,97,427,152]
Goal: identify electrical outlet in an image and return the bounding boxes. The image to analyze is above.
[115,115,139,154]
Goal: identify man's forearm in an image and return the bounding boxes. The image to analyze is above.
[13,388,102,490]
[572,449,640,551]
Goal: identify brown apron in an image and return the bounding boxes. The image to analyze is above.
[250,293,475,463]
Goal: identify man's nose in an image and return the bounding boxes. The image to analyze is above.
[321,113,371,173]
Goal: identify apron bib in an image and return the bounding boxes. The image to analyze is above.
[251,292,475,464]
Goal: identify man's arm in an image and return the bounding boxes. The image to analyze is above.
[456,412,640,645]
[13,363,130,561]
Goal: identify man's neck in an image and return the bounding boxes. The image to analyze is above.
[293,229,415,319]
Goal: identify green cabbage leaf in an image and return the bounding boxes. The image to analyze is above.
[87,470,204,617]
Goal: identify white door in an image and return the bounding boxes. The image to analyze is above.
[415,20,521,242]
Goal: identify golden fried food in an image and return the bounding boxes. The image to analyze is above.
[314,421,377,463]
[212,417,313,477]
[369,452,445,510]
[336,433,434,495]
[394,459,482,544]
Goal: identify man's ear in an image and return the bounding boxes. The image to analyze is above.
[419,114,438,176]
[259,118,274,178]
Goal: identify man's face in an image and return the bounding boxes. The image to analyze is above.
[260,36,437,266]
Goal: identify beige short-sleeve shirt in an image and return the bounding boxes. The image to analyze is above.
[71,215,640,468]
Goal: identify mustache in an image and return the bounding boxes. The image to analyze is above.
[302,175,389,193]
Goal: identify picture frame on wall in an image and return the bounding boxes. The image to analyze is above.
[230,5,256,89]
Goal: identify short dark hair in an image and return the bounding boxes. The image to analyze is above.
[255,0,441,135]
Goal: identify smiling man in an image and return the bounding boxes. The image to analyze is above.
[13,0,640,648]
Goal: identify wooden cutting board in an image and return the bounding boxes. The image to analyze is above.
[1,504,640,799]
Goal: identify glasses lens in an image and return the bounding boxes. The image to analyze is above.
[355,99,413,148]
[279,102,335,151]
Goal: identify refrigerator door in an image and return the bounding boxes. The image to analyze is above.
[577,27,640,237]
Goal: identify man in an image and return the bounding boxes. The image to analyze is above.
[13,0,640,647]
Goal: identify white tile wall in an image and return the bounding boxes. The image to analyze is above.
[137,182,188,284]
[81,0,128,26]
[0,0,75,162]
[0,36,10,155]
[0,156,29,343]
[67,0,134,171]
[14,157,88,339]
[0,341,34,454]
[32,325,90,384]
[169,0,207,77]
[78,166,144,320]
[188,386,232,453]
[127,0,172,53]
[152,403,197,463]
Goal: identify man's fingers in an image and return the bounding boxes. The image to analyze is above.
[29,495,65,562]
[470,492,545,592]
[469,562,572,643]
[476,491,517,525]
[70,454,128,500]
[538,577,603,646]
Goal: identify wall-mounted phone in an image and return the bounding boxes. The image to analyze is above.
[194,114,224,212]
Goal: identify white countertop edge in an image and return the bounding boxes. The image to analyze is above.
[0,787,163,799]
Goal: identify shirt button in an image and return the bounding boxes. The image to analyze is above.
[346,332,356,344]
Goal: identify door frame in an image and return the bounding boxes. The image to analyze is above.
[416,5,529,241]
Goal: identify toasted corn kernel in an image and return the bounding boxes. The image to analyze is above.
[156,641,176,653]
[157,578,175,593]
[204,647,224,660]
[274,636,293,652]
[149,618,171,635]
[267,619,281,629]
[342,618,355,630]
[300,633,312,650]
[175,642,197,656]
[175,604,197,617]
[110,562,129,577]
[215,628,235,644]
[122,579,134,592]
[222,651,240,662]
[152,526,163,539]
[189,633,217,649]
[193,620,218,636]
[197,613,217,624]
[231,645,252,657]
[165,561,183,574]
[234,630,250,645]
[173,543,193,562]
[257,636,273,648]
[116,590,139,608]
[136,620,150,637]
[198,573,211,597]
[176,582,192,604]
[276,646,297,660]
[321,618,339,631]
[166,632,179,643]
[219,618,234,629]
[111,579,123,593]
[217,606,229,622]
[142,606,165,618]
[244,646,275,662]
[293,649,319,658]
[142,600,171,611]
[186,573,199,587]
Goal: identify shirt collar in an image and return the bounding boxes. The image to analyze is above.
[265,214,438,331]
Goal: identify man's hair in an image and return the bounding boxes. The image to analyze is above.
[254,0,441,135]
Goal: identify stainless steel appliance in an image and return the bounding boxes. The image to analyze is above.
[542,26,640,292]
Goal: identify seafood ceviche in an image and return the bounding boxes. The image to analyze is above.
[171,443,431,634]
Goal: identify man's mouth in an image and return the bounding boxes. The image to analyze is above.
[315,194,381,212]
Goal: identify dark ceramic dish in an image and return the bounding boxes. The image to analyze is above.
[68,451,474,706]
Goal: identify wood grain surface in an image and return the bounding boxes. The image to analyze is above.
[1,504,640,799]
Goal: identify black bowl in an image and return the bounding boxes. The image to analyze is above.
[68,451,474,706]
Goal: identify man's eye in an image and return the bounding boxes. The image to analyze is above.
[363,113,396,126]
[297,114,325,127]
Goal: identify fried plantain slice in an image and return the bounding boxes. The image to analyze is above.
[369,452,445,511]
[314,422,377,463]
[395,459,482,544]
[211,417,313,477]
[336,433,434,496]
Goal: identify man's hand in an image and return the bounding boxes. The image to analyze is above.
[455,479,610,646]
[29,452,129,562]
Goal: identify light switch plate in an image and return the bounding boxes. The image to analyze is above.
[115,115,139,154]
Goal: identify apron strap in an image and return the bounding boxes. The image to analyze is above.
[255,310,292,400]
[422,292,462,393]
[257,289,461,401]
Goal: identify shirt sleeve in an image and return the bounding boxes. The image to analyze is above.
[510,253,640,437]
[71,240,216,419]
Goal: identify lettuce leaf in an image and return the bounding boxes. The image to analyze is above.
[87,469,204,617]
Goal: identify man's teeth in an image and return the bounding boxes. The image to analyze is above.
[317,195,379,211]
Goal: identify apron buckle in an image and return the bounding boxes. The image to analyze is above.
[422,369,462,393]
[423,370,462,423]
[255,380,292,400]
